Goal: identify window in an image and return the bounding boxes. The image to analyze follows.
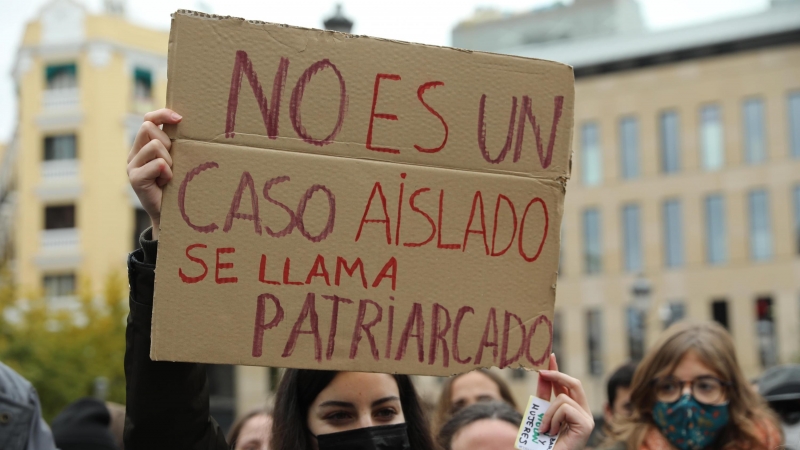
[755,296,778,369]
[45,205,75,229]
[794,185,800,255]
[743,98,766,164]
[620,117,640,179]
[663,200,684,268]
[44,135,77,161]
[586,309,603,376]
[700,105,724,170]
[662,301,686,329]
[748,189,772,261]
[552,311,564,372]
[622,204,642,272]
[134,68,153,100]
[626,307,645,362]
[789,92,800,159]
[583,208,602,274]
[45,63,77,90]
[705,194,727,264]
[43,273,76,298]
[711,299,729,330]
[208,365,236,434]
[660,111,681,173]
[581,122,602,186]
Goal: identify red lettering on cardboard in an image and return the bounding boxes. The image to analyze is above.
[322,294,353,360]
[305,254,331,286]
[281,292,322,362]
[490,194,517,257]
[178,162,219,233]
[289,59,347,146]
[349,299,383,360]
[225,51,289,139]
[366,73,402,154]
[477,95,518,164]
[215,247,238,284]
[355,182,392,245]
[403,188,436,248]
[452,306,474,364]
[514,95,564,167]
[519,198,549,262]
[462,191,489,255]
[428,303,452,367]
[371,257,397,291]
[223,171,262,235]
[252,293,285,357]
[394,302,425,363]
[414,81,448,153]
[335,257,368,289]
[178,243,208,283]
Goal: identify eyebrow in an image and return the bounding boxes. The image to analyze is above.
[318,396,400,409]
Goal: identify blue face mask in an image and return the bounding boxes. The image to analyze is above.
[652,394,729,450]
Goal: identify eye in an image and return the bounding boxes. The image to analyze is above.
[374,407,398,420]
[325,410,354,422]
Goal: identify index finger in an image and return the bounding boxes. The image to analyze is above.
[549,354,569,397]
[143,108,182,126]
[536,353,556,400]
[538,370,591,415]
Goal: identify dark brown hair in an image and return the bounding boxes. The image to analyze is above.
[433,369,518,435]
[269,369,435,450]
[437,401,522,450]
[614,321,782,449]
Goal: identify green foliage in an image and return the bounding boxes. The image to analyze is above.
[0,269,127,421]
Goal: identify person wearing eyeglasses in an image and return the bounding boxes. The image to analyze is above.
[607,321,783,450]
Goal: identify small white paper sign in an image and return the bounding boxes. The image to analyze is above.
[515,395,559,450]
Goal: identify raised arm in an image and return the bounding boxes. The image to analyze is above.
[124,109,228,450]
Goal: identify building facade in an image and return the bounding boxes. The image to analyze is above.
[0,0,280,430]
[452,0,800,411]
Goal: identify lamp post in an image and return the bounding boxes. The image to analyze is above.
[629,274,652,361]
[323,4,354,33]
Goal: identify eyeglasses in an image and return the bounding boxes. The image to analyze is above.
[652,376,730,405]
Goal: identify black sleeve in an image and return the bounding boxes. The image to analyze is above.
[123,228,229,450]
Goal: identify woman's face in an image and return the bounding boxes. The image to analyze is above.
[307,372,405,438]
[235,413,271,450]
[450,418,518,450]
[450,372,503,414]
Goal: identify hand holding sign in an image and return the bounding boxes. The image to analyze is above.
[535,355,594,450]
[127,108,183,239]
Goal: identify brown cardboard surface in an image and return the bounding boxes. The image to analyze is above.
[152,10,574,376]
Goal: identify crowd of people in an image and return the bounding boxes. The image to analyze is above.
[2,108,799,450]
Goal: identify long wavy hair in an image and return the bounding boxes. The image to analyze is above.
[269,369,435,450]
[613,321,782,449]
[432,369,518,436]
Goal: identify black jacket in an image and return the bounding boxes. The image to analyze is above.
[123,229,228,450]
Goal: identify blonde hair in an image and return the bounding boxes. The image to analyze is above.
[614,320,782,449]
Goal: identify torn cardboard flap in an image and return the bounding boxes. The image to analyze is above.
[152,10,574,376]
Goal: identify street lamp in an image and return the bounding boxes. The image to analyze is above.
[323,4,354,33]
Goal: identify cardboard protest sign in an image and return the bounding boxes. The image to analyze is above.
[151,10,574,376]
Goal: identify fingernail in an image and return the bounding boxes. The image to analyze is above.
[171,112,182,121]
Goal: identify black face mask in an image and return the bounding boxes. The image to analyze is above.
[314,423,411,450]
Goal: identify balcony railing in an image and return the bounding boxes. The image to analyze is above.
[41,159,79,183]
[42,87,80,110]
[40,228,80,253]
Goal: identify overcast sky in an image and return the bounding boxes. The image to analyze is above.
[0,0,770,142]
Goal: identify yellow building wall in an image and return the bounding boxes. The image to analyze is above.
[13,11,168,297]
